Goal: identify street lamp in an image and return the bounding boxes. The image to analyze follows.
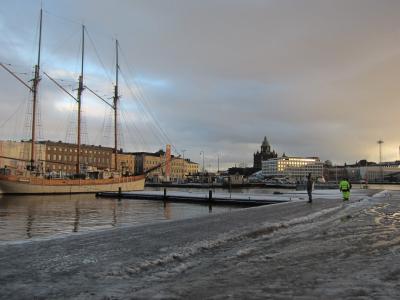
[200,150,205,184]
[377,140,384,182]
[182,149,187,161]
[200,150,205,173]
[182,149,186,181]
[377,140,384,164]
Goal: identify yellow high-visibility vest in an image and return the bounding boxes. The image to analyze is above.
[339,180,350,192]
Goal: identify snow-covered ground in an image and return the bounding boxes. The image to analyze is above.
[1,190,399,299]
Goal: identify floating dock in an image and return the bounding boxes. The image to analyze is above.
[96,190,292,206]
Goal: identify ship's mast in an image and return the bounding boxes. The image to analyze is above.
[30,8,43,170]
[76,25,85,174]
[114,40,119,171]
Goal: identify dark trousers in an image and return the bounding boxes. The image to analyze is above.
[307,189,312,201]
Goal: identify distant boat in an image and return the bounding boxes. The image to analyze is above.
[0,9,145,194]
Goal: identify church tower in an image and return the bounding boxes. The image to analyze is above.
[253,136,277,170]
[261,136,271,153]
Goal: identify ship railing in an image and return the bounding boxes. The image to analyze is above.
[0,174,145,185]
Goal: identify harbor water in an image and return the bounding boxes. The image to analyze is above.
[0,185,394,243]
[0,190,243,243]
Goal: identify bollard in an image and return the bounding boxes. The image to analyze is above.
[208,190,213,212]
[163,188,167,201]
[118,187,122,201]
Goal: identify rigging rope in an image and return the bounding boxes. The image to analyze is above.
[85,28,114,84]
[0,98,27,129]
[2,9,181,157]
[120,102,148,150]
[119,70,167,147]
[118,47,180,155]
[43,9,81,26]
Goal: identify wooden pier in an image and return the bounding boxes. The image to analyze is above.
[96,190,290,206]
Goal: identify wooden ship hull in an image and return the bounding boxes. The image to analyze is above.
[0,175,145,194]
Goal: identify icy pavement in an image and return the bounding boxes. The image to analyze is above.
[1,190,400,299]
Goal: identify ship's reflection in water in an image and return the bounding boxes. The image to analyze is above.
[0,194,239,242]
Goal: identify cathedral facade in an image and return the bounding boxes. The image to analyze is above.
[253,136,277,170]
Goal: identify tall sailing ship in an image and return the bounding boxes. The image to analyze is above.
[0,9,145,194]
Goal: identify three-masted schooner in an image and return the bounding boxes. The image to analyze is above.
[0,9,145,194]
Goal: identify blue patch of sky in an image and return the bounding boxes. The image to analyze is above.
[134,75,170,88]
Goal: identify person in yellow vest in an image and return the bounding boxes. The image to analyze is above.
[339,177,352,201]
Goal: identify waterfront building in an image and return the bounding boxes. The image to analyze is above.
[262,156,324,180]
[111,152,135,174]
[43,141,113,174]
[0,140,46,174]
[133,150,164,179]
[323,165,348,182]
[184,159,199,176]
[0,140,116,175]
[133,150,199,182]
[325,162,400,183]
[253,136,278,170]
[0,139,199,181]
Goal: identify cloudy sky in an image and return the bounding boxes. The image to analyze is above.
[1,0,400,170]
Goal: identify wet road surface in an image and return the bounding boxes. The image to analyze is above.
[1,190,399,299]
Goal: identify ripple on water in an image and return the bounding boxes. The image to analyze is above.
[0,193,239,243]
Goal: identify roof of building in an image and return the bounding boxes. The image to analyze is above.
[262,136,270,147]
[36,140,113,150]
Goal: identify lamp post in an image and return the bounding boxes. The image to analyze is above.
[377,140,384,182]
[200,151,205,173]
[181,149,186,182]
[182,149,186,160]
[200,150,204,183]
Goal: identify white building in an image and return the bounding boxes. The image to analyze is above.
[262,156,324,180]
[359,165,400,182]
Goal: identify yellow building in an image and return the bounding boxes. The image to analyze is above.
[134,150,199,182]
[112,153,135,174]
[170,157,184,181]
[184,159,199,176]
[134,151,164,180]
